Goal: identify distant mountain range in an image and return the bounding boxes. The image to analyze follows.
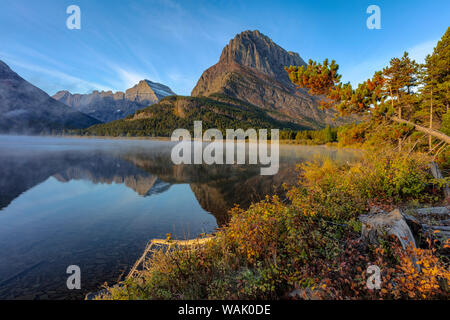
[84,30,344,137]
[0,30,349,135]
[0,60,100,134]
[53,80,175,122]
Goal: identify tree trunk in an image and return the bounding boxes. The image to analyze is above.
[429,88,433,152]
[429,162,450,203]
[391,116,450,144]
[389,86,395,112]
[390,87,402,150]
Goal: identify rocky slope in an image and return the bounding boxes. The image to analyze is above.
[0,60,100,134]
[53,80,175,123]
[192,30,340,129]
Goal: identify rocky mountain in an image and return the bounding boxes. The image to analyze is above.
[53,80,175,123]
[0,60,100,134]
[192,30,340,129]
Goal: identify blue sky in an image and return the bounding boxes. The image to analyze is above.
[0,0,448,96]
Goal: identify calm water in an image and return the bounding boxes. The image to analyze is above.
[0,135,360,300]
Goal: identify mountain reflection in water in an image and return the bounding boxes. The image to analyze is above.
[0,136,361,300]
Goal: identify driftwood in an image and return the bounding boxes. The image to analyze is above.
[425,225,450,232]
[422,226,450,241]
[413,206,449,216]
[127,237,213,280]
[149,238,213,246]
[405,207,450,244]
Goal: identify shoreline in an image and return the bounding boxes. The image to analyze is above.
[0,133,339,147]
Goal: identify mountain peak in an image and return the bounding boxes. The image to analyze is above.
[137,79,152,87]
[218,30,305,83]
[125,79,175,104]
[191,30,340,129]
[237,30,277,44]
[143,79,176,99]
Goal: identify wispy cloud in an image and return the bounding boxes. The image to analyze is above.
[407,39,438,64]
[113,67,149,89]
[0,52,112,94]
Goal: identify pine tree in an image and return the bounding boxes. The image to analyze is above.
[383,52,419,120]
[285,31,450,147]
[323,125,333,143]
[420,27,450,150]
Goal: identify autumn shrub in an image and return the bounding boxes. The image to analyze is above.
[317,237,450,300]
[224,196,288,265]
[288,151,438,219]
[362,152,434,202]
[287,159,367,220]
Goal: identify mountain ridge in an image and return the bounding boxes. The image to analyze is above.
[53,79,175,123]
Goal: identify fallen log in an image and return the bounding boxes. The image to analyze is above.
[413,207,449,216]
[127,236,214,280]
[422,228,450,241]
[423,225,450,232]
[150,237,213,246]
[391,116,450,145]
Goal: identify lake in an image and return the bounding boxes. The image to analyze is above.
[0,135,360,299]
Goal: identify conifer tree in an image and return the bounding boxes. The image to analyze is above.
[383,52,419,120]
[285,29,450,146]
[420,27,449,150]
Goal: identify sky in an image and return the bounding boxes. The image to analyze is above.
[0,0,448,96]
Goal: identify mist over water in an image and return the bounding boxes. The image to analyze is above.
[0,135,360,299]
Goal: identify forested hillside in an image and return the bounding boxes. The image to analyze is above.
[79,94,306,137]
